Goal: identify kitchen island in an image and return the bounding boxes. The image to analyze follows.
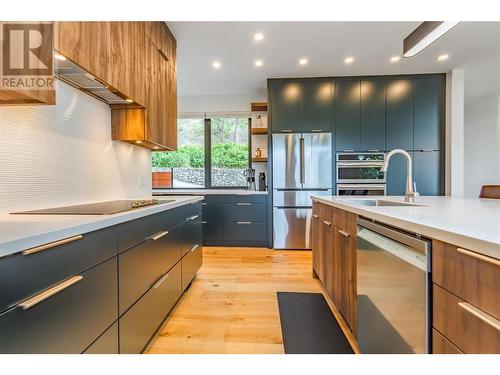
[310,195,500,354]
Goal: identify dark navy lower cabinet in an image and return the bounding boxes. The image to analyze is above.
[0,257,118,354]
[119,262,182,354]
[83,321,119,354]
[181,242,203,291]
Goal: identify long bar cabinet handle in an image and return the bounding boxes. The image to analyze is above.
[19,276,83,310]
[190,244,199,252]
[237,203,252,206]
[22,235,83,256]
[339,230,350,238]
[322,221,332,227]
[458,302,500,331]
[456,247,500,267]
[150,231,169,241]
[313,214,319,219]
[153,273,170,289]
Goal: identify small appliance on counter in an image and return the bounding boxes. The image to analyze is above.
[244,168,256,190]
[258,172,267,191]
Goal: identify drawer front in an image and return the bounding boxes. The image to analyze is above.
[181,243,203,291]
[202,194,222,205]
[222,203,267,222]
[0,258,118,354]
[202,203,222,223]
[181,214,202,257]
[119,225,182,314]
[433,284,500,354]
[222,222,267,242]
[203,222,222,242]
[432,329,462,354]
[118,205,192,253]
[433,240,500,320]
[333,207,357,235]
[0,225,116,313]
[120,262,181,354]
[223,194,267,204]
[83,322,119,354]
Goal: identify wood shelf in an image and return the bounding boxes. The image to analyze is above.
[252,157,268,163]
[251,102,267,112]
[251,127,268,135]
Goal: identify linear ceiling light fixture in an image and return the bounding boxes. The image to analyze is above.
[403,21,459,58]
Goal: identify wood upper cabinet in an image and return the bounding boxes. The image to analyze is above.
[55,21,177,151]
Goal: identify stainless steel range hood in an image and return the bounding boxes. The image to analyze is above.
[54,57,132,105]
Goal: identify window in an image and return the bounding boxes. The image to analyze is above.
[152,118,205,188]
[152,116,250,189]
[210,117,249,187]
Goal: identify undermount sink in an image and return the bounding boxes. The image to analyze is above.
[343,199,425,207]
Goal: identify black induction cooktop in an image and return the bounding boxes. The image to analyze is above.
[11,199,174,215]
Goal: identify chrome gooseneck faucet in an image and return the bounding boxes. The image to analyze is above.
[381,149,420,202]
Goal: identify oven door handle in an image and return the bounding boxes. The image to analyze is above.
[337,184,386,190]
[337,162,384,168]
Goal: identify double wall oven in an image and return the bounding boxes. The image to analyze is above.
[336,152,386,196]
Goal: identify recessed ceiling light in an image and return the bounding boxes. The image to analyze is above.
[403,21,459,57]
[390,56,400,63]
[437,54,449,62]
[254,33,264,41]
[299,58,308,66]
[125,98,134,103]
[212,61,221,69]
[254,60,263,67]
[135,140,142,144]
[154,146,159,150]
[54,53,66,61]
[344,57,354,64]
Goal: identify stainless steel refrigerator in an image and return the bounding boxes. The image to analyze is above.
[272,133,333,249]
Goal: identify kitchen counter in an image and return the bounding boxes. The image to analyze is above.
[153,189,268,195]
[0,196,203,258]
[311,195,500,260]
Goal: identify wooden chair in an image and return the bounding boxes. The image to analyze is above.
[479,185,500,199]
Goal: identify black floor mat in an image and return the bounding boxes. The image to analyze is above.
[277,292,354,354]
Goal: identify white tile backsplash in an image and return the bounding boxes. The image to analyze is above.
[0,81,152,214]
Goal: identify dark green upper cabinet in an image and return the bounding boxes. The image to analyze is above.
[301,80,333,132]
[413,76,444,151]
[414,151,442,195]
[386,79,413,150]
[336,79,361,151]
[270,80,302,133]
[360,79,386,151]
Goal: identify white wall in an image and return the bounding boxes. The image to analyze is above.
[179,93,266,114]
[0,81,152,214]
[464,95,500,197]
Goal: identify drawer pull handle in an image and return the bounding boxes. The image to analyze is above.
[153,273,170,289]
[237,221,252,224]
[311,129,322,132]
[190,244,199,252]
[19,276,83,310]
[313,214,319,219]
[458,302,500,331]
[237,203,251,206]
[189,214,200,221]
[456,247,500,267]
[281,129,292,133]
[202,203,207,206]
[339,230,350,238]
[22,235,83,256]
[322,220,332,227]
[202,221,208,224]
[150,231,169,241]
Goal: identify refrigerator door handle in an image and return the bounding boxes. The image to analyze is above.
[300,137,305,184]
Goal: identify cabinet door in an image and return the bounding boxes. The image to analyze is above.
[109,22,133,99]
[181,243,203,291]
[414,151,442,196]
[311,204,323,278]
[414,77,444,151]
[386,152,412,196]
[83,322,119,354]
[336,80,361,151]
[386,79,413,150]
[270,81,301,133]
[301,80,333,132]
[361,79,386,151]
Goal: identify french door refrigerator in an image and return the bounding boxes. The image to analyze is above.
[272,133,332,249]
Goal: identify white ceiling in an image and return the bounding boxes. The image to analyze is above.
[168,21,500,103]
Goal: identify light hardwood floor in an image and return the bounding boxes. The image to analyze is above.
[147,247,357,354]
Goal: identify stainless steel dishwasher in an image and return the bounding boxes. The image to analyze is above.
[356,218,431,354]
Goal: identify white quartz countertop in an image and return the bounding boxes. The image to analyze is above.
[0,196,203,258]
[311,195,500,260]
[153,189,268,195]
